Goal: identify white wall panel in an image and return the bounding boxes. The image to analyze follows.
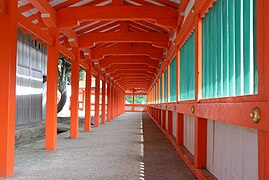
[207,120,258,180]
[183,115,195,155]
[172,112,177,137]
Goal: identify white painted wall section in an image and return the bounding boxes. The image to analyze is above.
[172,112,177,137]
[207,120,258,180]
[183,115,195,155]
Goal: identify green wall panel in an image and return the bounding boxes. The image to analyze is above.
[170,57,177,102]
[164,70,168,102]
[202,0,257,98]
[160,76,162,103]
[180,32,195,100]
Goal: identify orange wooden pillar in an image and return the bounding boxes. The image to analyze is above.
[176,113,184,145]
[70,49,80,138]
[194,117,207,169]
[101,77,106,124]
[167,111,172,135]
[158,109,161,125]
[94,70,100,127]
[110,83,114,120]
[132,95,135,111]
[45,28,60,150]
[161,110,166,129]
[84,60,92,132]
[0,1,18,177]
[258,130,269,179]
[107,80,111,122]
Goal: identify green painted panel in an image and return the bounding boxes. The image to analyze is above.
[202,0,257,98]
[170,57,177,102]
[180,32,195,100]
[160,76,162,103]
[164,70,168,102]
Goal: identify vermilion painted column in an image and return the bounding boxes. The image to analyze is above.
[132,95,135,111]
[101,77,106,124]
[194,117,207,169]
[94,70,100,127]
[114,86,118,118]
[158,109,161,125]
[176,113,184,145]
[0,1,18,177]
[161,110,166,129]
[167,111,172,134]
[84,60,92,132]
[107,79,111,122]
[45,28,59,149]
[70,49,80,138]
[110,82,114,120]
[258,130,269,179]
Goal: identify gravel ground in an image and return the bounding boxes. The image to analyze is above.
[4,112,195,180]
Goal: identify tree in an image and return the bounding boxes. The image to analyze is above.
[57,57,86,113]
[57,57,71,113]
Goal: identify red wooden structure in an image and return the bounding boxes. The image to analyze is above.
[0,0,268,179]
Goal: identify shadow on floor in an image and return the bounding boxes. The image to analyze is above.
[139,112,196,180]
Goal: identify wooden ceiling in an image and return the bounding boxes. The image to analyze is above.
[18,0,180,92]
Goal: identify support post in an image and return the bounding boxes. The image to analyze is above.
[107,79,111,122]
[176,113,184,145]
[194,117,207,169]
[167,111,172,134]
[101,76,106,124]
[111,82,114,120]
[45,28,59,150]
[70,49,80,138]
[94,70,100,127]
[84,60,92,132]
[132,94,135,111]
[0,1,18,177]
[162,110,166,129]
[258,130,269,180]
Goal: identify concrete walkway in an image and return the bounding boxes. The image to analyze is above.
[7,112,195,180]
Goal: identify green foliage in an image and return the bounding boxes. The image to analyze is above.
[125,95,132,104]
[134,95,147,104]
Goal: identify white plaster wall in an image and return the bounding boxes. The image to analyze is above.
[172,112,177,137]
[183,115,195,155]
[207,120,258,180]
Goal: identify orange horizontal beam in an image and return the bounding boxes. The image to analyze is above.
[110,70,155,76]
[57,6,177,29]
[99,57,159,68]
[91,46,164,60]
[59,45,75,61]
[105,64,157,73]
[61,29,78,48]
[28,0,57,27]
[17,14,53,46]
[114,73,152,78]
[78,32,169,48]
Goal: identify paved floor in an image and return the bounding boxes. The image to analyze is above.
[6,112,195,180]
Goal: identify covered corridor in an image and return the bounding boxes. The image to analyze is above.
[9,112,195,180]
[1,0,269,179]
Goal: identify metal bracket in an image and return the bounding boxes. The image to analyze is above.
[250,106,261,124]
[190,106,195,114]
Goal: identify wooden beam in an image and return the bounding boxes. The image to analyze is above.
[59,45,75,61]
[91,46,164,60]
[79,32,169,48]
[57,6,177,29]
[17,14,53,46]
[28,0,57,27]
[99,57,159,68]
